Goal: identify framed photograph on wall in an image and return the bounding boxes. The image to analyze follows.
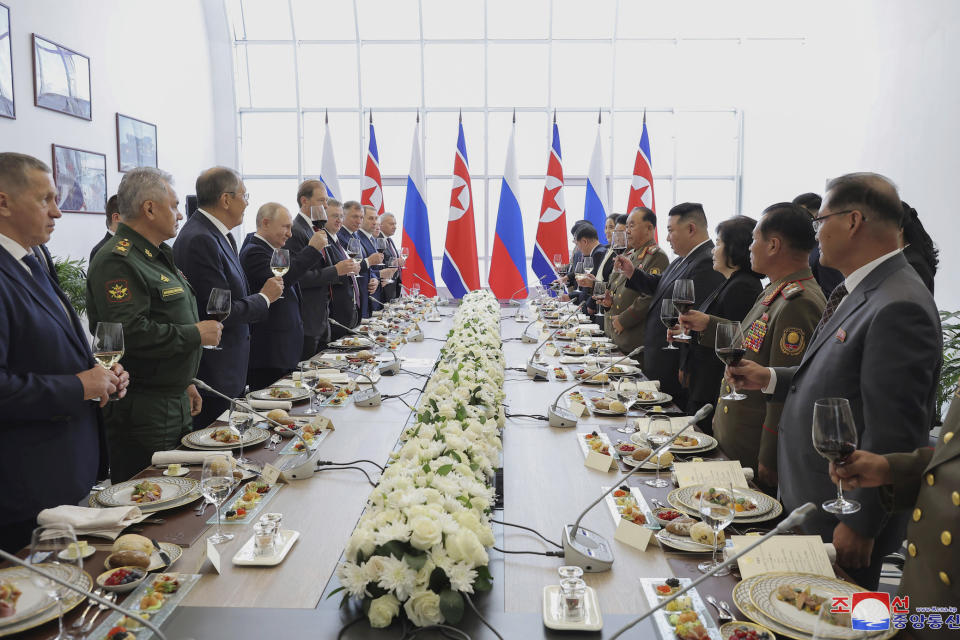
[52,144,107,214]
[116,113,158,172]
[32,33,91,120]
[0,3,13,119]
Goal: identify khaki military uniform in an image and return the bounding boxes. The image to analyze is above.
[605,241,669,353]
[86,224,203,482]
[702,268,825,475]
[885,387,960,635]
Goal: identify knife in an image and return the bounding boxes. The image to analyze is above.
[151,538,171,567]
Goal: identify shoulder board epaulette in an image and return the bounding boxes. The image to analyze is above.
[112,238,132,256]
[782,281,805,299]
[761,280,790,306]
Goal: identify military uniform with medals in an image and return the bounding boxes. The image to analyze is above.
[605,240,669,353]
[701,268,825,477]
[86,223,203,482]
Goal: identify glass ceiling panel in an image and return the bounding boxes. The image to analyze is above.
[357,0,420,41]
[487,44,549,107]
[360,44,422,107]
[550,42,613,109]
[423,44,485,107]
[552,0,615,39]
[486,0,550,39]
[290,0,356,40]
[421,0,484,39]
[244,44,297,108]
[298,44,360,108]
[239,0,292,40]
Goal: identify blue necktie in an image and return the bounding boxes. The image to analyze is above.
[23,253,69,319]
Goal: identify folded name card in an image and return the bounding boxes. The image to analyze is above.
[545,345,559,357]
[261,463,282,485]
[569,401,587,417]
[584,449,617,472]
[673,461,749,488]
[206,538,222,574]
[732,535,835,580]
[615,518,653,551]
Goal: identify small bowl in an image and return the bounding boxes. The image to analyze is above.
[97,566,147,593]
[719,621,775,640]
[653,507,687,527]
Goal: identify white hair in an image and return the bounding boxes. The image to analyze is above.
[118,167,173,220]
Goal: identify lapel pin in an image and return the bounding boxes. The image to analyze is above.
[835,328,846,343]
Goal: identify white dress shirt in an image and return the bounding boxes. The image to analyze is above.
[0,231,31,273]
[197,208,270,307]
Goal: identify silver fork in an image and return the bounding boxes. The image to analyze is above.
[81,591,117,635]
[706,595,733,623]
[70,587,103,630]
[195,499,211,517]
[718,599,738,621]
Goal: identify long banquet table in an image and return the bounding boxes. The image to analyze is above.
[11,303,819,639]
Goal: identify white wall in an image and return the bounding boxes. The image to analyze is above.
[0,0,222,263]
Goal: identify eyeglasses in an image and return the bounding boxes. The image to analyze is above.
[812,209,862,231]
[225,191,250,203]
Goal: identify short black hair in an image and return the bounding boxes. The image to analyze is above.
[574,225,599,242]
[792,193,822,218]
[668,202,707,229]
[606,213,619,222]
[757,202,817,253]
[105,194,119,227]
[715,215,760,277]
[901,200,939,275]
[614,214,628,226]
[630,206,657,227]
[570,219,593,235]
[824,172,902,227]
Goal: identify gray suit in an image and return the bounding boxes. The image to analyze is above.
[773,252,942,588]
[284,215,341,356]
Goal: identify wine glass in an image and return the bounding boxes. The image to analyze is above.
[592,280,607,320]
[553,253,563,274]
[202,453,236,543]
[205,288,231,351]
[309,205,327,231]
[270,248,290,299]
[92,321,124,401]
[715,322,748,400]
[611,230,628,271]
[672,280,695,339]
[412,283,421,297]
[28,524,80,640]
[346,237,363,265]
[374,237,386,253]
[660,299,679,350]
[644,414,673,488]
[300,362,319,415]
[813,398,861,514]
[400,246,410,261]
[697,483,736,575]
[581,256,594,275]
[229,402,255,469]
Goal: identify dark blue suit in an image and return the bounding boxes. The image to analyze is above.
[240,234,324,388]
[0,245,103,551]
[356,230,383,312]
[338,227,373,318]
[326,230,359,339]
[173,212,268,427]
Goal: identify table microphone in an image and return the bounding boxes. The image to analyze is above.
[320,360,382,408]
[518,299,574,343]
[526,308,583,378]
[192,378,319,481]
[546,347,645,428]
[329,318,401,375]
[0,548,173,640]
[607,501,818,639]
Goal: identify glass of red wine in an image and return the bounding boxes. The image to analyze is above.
[672,279,695,340]
[309,205,327,231]
[205,288,231,350]
[660,299,679,350]
[715,321,747,400]
[611,230,628,272]
[812,397,861,514]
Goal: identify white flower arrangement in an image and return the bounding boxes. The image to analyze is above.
[334,291,503,628]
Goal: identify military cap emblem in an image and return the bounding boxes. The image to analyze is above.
[106,279,131,303]
[780,327,805,355]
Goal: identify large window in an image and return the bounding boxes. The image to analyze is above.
[226,0,803,283]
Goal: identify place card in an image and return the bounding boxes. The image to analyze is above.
[206,538,222,574]
[540,331,551,341]
[614,518,653,551]
[545,344,559,357]
[312,416,333,430]
[569,401,587,417]
[673,461,749,488]
[261,463,282,485]
[584,449,616,472]
[731,535,835,580]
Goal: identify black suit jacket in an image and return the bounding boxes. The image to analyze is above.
[284,215,342,339]
[381,236,402,302]
[0,246,103,526]
[624,240,725,398]
[575,243,608,308]
[356,230,383,312]
[326,230,359,330]
[679,269,763,407]
[172,212,268,397]
[90,232,113,265]
[338,227,372,318]
[240,234,324,373]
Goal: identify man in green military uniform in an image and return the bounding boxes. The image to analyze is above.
[86,168,222,482]
[680,203,825,491]
[829,386,960,639]
[601,207,668,353]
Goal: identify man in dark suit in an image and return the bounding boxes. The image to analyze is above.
[378,212,404,302]
[339,201,383,318]
[90,194,120,263]
[557,219,591,294]
[729,173,942,589]
[570,224,608,311]
[241,202,329,389]
[173,167,283,427]
[286,180,357,360]
[360,205,395,312]
[614,202,725,400]
[0,152,128,552]
[324,200,362,339]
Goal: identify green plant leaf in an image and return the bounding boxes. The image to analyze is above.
[403,552,427,571]
[326,586,346,599]
[436,464,453,476]
[439,589,464,624]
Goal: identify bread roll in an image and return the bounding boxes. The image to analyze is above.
[690,522,725,546]
[106,550,151,569]
[631,446,653,461]
[266,409,293,425]
[112,534,153,555]
[609,400,627,413]
[654,451,675,467]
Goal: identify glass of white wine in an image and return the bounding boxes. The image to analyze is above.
[697,483,736,575]
[270,248,290,299]
[28,524,81,640]
[202,453,236,544]
[93,322,124,401]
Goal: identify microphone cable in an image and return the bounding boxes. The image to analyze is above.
[491,519,561,548]
[317,458,385,472]
[315,465,377,488]
[463,592,504,640]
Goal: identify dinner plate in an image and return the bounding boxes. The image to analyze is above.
[588,397,630,415]
[181,425,270,450]
[667,488,784,524]
[95,476,199,508]
[0,563,91,637]
[247,386,311,402]
[720,621,777,640]
[673,485,775,518]
[632,391,674,405]
[604,364,642,377]
[749,573,866,640]
[654,529,716,552]
[0,566,59,628]
[326,337,371,349]
[629,431,718,453]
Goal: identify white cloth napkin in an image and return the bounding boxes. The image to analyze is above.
[558,355,588,364]
[248,399,292,410]
[37,505,148,540]
[151,450,232,466]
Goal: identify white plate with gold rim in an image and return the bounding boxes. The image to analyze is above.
[673,485,775,518]
[749,573,865,640]
[95,476,199,508]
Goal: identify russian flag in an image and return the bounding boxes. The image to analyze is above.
[584,120,609,243]
[441,118,481,298]
[532,117,569,291]
[400,120,437,297]
[361,112,385,215]
[488,122,528,300]
[318,110,342,201]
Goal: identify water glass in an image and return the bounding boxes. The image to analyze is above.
[560,578,586,621]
